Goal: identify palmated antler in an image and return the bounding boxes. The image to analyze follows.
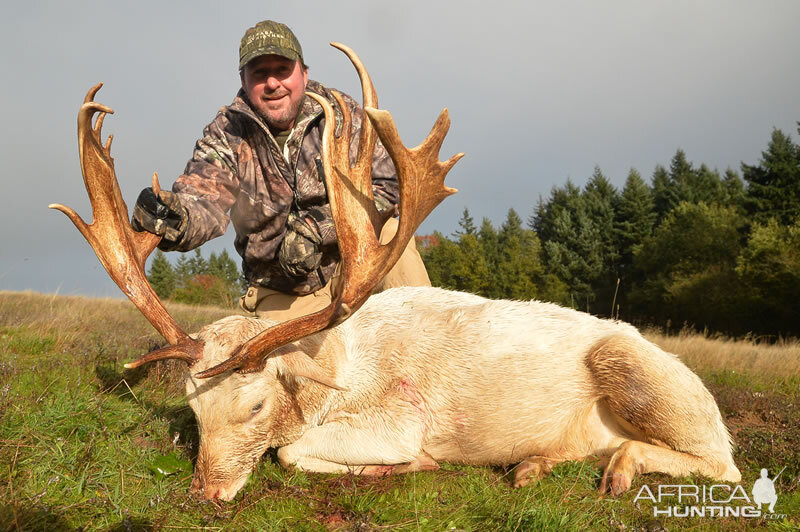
[196,43,463,378]
[50,83,204,367]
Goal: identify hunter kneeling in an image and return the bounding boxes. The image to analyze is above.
[131,20,430,320]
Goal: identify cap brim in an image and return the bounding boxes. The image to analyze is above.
[239,46,301,69]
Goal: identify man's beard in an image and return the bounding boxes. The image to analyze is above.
[255,93,304,131]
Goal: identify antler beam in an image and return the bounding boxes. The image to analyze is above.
[50,84,203,366]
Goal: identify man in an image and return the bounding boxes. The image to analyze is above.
[132,20,430,320]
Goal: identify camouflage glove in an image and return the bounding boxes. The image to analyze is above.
[131,187,189,248]
[305,206,336,246]
[278,212,324,278]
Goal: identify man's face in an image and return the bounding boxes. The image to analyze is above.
[241,54,308,131]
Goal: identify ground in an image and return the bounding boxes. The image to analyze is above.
[0,291,797,530]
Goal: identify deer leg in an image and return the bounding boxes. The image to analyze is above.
[360,451,441,476]
[512,456,564,488]
[586,334,741,495]
[277,401,427,474]
[349,451,440,476]
[278,452,439,477]
[598,440,740,495]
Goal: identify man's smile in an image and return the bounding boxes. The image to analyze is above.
[264,93,288,101]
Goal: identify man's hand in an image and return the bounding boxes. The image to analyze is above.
[131,188,189,247]
[278,212,324,278]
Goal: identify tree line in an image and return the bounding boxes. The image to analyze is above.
[420,124,800,338]
[148,248,245,308]
[145,124,799,337]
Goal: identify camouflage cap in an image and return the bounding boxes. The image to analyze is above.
[239,20,304,69]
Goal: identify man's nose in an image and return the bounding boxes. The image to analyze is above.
[266,75,282,91]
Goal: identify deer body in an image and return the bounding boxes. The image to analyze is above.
[188,286,741,500]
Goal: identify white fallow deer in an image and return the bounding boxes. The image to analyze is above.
[51,43,740,502]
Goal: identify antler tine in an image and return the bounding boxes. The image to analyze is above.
[50,83,204,367]
[330,42,377,196]
[363,107,461,264]
[195,44,462,379]
[84,82,102,104]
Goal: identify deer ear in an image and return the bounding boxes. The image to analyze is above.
[280,351,347,391]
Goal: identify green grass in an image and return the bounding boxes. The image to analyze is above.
[1,291,798,530]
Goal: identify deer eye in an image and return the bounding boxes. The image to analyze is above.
[251,401,264,415]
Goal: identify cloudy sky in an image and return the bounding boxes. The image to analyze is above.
[2,1,798,297]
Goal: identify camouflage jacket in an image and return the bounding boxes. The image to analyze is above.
[168,80,398,295]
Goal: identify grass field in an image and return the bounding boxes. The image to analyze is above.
[1,291,798,530]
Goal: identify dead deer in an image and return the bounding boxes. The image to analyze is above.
[51,43,740,502]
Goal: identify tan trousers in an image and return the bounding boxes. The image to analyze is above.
[239,217,430,321]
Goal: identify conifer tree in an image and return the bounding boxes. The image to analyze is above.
[533,181,602,308]
[722,168,746,210]
[420,231,462,290]
[742,126,800,224]
[496,209,526,296]
[455,233,490,295]
[495,209,544,300]
[147,250,176,299]
[583,167,620,307]
[209,249,242,289]
[478,218,502,298]
[453,207,477,237]
[651,164,672,222]
[655,149,696,214]
[692,164,726,205]
[532,181,584,243]
[175,253,191,288]
[186,249,209,276]
[499,208,524,245]
[669,149,694,189]
[614,169,655,263]
[613,169,655,315]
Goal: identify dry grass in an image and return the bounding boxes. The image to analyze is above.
[6,289,796,376]
[0,290,236,341]
[644,327,800,378]
[0,290,240,388]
